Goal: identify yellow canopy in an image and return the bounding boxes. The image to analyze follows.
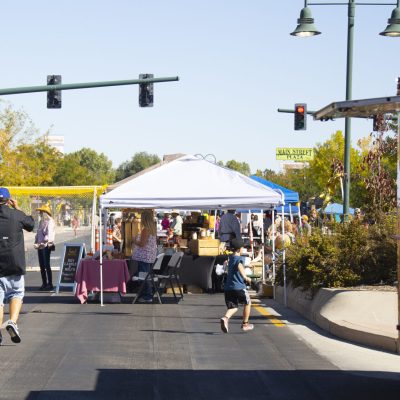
[8,186,107,197]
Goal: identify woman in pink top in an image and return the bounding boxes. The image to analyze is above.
[132,209,157,303]
[161,213,170,230]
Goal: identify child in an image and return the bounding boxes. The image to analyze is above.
[220,238,254,333]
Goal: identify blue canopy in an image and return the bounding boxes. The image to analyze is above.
[319,203,354,215]
[250,175,299,204]
[275,205,299,215]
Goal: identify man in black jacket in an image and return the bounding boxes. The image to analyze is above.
[0,187,34,345]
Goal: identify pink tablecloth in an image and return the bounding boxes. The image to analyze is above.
[75,259,130,304]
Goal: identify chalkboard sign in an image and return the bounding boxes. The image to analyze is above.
[56,243,85,293]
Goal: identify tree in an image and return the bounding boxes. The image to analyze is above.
[361,131,396,216]
[12,138,62,185]
[0,102,58,186]
[305,131,365,207]
[224,160,251,176]
[115,152,160,181]
[53,148,115,186]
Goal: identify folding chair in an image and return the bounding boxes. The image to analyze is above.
[154,251,184,302]
[132,253,165,304]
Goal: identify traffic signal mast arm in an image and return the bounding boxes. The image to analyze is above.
[0,76,179,96]
[277,108,315,115]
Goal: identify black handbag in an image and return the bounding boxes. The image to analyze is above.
[48,244,56,251]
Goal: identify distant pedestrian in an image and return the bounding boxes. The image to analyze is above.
[220,238,254,333]
[71,215,79,237]
[161,213,170,230]
[0,187,35,345]
[34,203,56,291]
[301,215,312,236]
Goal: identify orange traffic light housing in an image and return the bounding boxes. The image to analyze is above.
[294,103,307,130]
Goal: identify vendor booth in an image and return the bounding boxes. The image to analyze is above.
[93,155,284,305]
[249,175,300,222]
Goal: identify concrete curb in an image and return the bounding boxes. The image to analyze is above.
[275,285,398,353]
[26,267,60,272]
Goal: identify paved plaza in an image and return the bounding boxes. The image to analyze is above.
[0,271,399,400]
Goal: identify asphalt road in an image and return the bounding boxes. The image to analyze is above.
[1,271,399,400]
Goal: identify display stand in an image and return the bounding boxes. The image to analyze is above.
[56,243,86,293]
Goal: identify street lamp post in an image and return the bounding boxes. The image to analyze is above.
[291,0,400,218]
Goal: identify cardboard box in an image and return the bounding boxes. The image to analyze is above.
[189,238,220,256]
[185,285,203,294]
[260,283,274,298]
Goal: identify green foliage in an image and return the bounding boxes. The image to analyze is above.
[115,151,160,181]
[13,138,62,185]
[53,148,115,186]
[280,231,359,294]
[224,160,251,176]
[279,216,396,293]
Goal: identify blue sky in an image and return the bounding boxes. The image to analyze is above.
[1,0,399,173]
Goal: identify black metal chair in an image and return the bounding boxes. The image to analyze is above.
[153,251,184,302]
[132,253,165,304]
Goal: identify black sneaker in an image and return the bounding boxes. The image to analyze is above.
[45,284,54,291]
[39,284,47,291]
[6,320,21,343]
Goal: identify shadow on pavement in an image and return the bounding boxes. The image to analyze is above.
[26,369,400,400]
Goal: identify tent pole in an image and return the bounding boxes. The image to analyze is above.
[248,209,254,257]
[99,205,104,307]
[261,209,265,284]
[272,209,276,300]
[281,206,287,307]
[289,203,293,223]
[91,188,97,252]
[213,209,217,239]
[298,202,302,234]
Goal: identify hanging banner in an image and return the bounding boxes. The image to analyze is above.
[276,148,314,161]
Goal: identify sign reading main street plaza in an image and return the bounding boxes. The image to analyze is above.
[276,148,314,161]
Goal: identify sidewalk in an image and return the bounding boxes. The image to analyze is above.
[274,285,399,353]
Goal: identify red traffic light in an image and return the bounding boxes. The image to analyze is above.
[294,103,307,130]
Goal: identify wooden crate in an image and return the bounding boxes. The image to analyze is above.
[189,239,220,256]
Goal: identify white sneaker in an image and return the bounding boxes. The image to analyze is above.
[241,322,254,332]
[220,317,229,333]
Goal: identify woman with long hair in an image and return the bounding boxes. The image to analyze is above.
[34,203,56,291]
[132,210,157,303]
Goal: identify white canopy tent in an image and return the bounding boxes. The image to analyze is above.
[101,155,283,210]
[98,155,284,305]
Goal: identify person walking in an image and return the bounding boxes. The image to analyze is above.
[132,210,157,303]
[71,215,79,237]
[34,203,56,291]
[220,238,254,333]
[0,187,35,345]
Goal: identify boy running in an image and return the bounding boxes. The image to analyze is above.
[220,238,254,333]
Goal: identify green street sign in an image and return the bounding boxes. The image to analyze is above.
[276,148,314,161]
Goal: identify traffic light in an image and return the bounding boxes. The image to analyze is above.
[47,75,62,109]
[294,103,307,130]
[139,73,154,107]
